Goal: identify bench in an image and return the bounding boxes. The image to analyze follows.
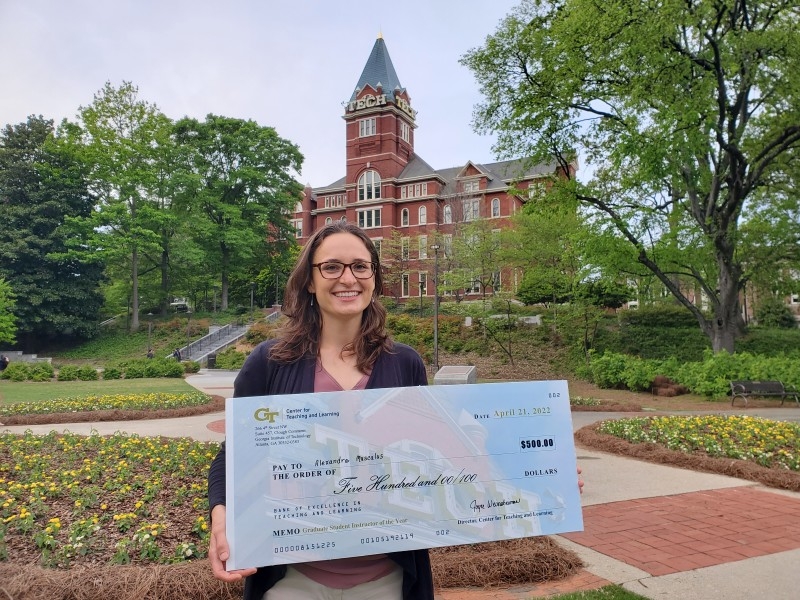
[729,380,799,407]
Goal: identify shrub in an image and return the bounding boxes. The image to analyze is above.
[102,367,123,380]
[1,362,30,381]
[246,321,279,345]
[57,365,81,381]
[619,304,703,328]
[738,328,800,356]
[29,362,54,382]
[755,297,797,329]
[76,366,99,381]
[216,348,246,370]
[123,362,147,379]
[182,360,201,374]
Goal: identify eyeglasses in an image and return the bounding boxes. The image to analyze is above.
[312,261,376,279]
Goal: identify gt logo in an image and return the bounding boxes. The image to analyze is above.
[254,408,279,423]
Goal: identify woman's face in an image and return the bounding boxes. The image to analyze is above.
[308,232,375,323]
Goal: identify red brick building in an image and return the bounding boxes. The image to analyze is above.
[295,35,575,301]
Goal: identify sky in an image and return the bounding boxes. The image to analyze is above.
[1,0,525,188]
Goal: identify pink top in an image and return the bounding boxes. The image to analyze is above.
[292,362,396,589]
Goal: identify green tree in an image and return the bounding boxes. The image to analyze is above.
[61,82,170,331]
[462,0,800,353]
[0,116,104,350]
[173,115,303,310]
[0,278,16,344]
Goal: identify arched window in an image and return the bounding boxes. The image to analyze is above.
[295,201,303,213]
[325,217,333,225]
[358,170,381,201]
[444,205,452,224]
[401,208,409,227]
[492,198,500,218]
[419,206,427,225]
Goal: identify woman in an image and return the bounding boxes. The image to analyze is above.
[207,221,434,599]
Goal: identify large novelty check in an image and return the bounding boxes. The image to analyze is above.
[225,380,583,570]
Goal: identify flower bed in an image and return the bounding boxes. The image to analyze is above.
[0,431,216,568]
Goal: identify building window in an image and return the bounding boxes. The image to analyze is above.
[358,208,382,229]
[468,277,480,294]
[401,182,428,198]
[463,198,479,221]
[372,238,382,258]
[340,216,347,222]
[290,219,302,238]
[400,121,410,143]
[401,273,410,297]
[401,208,409,226]
[401,237,410,260]
[418,206,427,224]
[462,180,479,193]
[359,117,376,137]
[491,198,500,218]
[419,272,427,296]
[324,194,346,208]
[358,170,381,201]
[295,201,303,213]
[528,181,546,199]
[325,217,332,225]
[444,205,452,224]
[419,235,428,259]
[443,234,453,257]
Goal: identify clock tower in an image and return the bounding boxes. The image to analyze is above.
[343,34,416,208]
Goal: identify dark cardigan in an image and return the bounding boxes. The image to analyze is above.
[208,339,434,600]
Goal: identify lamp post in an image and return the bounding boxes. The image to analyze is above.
[430,244,440,373]
[250,281,256,322]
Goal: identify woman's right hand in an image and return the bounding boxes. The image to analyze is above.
[209,504,258,582]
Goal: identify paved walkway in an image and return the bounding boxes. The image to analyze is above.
[3,370,799,599]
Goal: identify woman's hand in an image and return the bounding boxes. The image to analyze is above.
[577,466,584,495]
[209,505,258,582]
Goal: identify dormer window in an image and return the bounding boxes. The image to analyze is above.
[358,170,381,201]
[462,180,479,193]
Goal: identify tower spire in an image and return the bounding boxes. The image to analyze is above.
[349,36,403,102]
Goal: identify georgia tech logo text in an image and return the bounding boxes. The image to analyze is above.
[254,408,280,423]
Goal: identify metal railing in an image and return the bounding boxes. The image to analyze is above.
[179,322,250,362]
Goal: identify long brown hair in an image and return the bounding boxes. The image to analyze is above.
[269,221,391,371]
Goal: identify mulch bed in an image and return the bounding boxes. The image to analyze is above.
[0,538,582,599]
[575,422,800,492]
[0,396,225,426]
[571,402,641,412]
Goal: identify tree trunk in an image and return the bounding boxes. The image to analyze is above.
[130,247,140,332]
[220,244,229,311]
[708,246,742,354]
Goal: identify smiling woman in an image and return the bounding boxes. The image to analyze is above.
[207,221,434,600]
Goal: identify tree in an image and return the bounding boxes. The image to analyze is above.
[173,115,303,310]
[61,82,170,331]
[0,116,104,350]
[0,278,16,344]
[462,0,800,353]
[450,219,505,309]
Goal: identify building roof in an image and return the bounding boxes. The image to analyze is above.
[311,156,559,196]
[350,35,405,103]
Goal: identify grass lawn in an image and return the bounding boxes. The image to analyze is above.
[0,378,198,404]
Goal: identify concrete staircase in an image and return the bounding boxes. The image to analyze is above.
[179,323,251,365]
[179,310,282,365]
